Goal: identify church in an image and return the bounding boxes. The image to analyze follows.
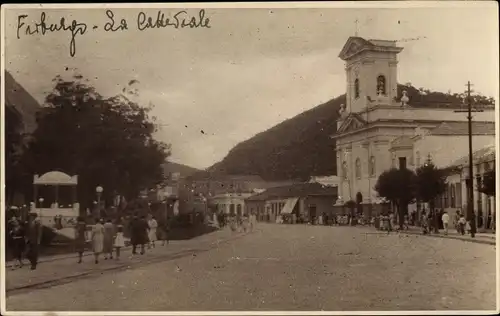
[331,36,496,214]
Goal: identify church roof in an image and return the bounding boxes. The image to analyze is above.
[428,121,495,136]
[449,145,496,168]
[338,36,403,61]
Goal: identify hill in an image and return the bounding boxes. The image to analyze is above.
[208,84,494,181]
[163,161,200,178]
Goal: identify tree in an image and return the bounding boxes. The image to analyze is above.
[20,74,170,210]
[479,167,495,197]
[4,106,31,205]
[413,161,447,233]
[375,168,416,229]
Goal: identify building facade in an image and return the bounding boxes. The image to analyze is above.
[245,183,338,223]
[442,145,495,231]
[332,36,495,206]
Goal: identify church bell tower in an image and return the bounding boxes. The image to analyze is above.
[338,37,404,114]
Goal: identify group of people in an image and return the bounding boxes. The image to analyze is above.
[213,212,256,233]
[75,213,170,264]
[7,213,42,270]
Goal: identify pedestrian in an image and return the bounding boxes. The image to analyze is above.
[91,218,105,264]
[441,211,450,235]
[103,218,115,260]
[114,225,125,260]
[421,212,428,234]
[458,214,466,235]
[130,214,148,255]
[454,210,461,233]
[74,216,87,264]
[157,219,169,246]
[382,214,390,234]
[388,212,394,232]
[25,213,42,270]
[9,219,25,269]
[403,214,409,230]
[148,215,158,249]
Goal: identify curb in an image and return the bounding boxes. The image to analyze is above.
[401,230,496,245]
[6,231,251,295]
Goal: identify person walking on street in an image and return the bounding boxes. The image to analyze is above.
[114,225,125,260]
[441,211,450,235]
[74,216,87,264]
[421,212,428,235]
[157,219,169,246]
[103,218,115,260]
[130,214,148,255]
[454,210,461,233]
[26,213,42,270]
[9,219,26,269]
[458,214,466,235]
[148,215,158,249]
[91,218,105,264]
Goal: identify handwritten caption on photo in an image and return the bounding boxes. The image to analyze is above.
[16,9,212,57]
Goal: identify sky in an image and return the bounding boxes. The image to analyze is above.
[3,3,498,169]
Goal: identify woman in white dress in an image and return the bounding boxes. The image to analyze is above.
[114,225,125,260]
[91,219,105,264]
[148,216,158,249]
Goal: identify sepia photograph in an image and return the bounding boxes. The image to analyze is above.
[1,2,498,314]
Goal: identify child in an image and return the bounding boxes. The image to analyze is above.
[114,225,125,260]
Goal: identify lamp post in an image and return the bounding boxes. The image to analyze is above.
[96,186,103,218]
[38,198,44,221]
[454,81,483,238]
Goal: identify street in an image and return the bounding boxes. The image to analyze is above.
[5,223,496,311]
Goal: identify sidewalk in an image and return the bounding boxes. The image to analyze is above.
[400,226,496,245]
[5,228,250,294]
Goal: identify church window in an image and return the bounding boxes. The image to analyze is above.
[354,78,360,99]
[355,158,361,179]
[377,75,386,95]
[342,161,348,180]
[368,156,376,177]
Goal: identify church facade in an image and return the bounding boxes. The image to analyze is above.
[331,37,495,206]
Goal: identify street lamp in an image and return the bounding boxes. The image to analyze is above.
[38,197,44,219]
[96,186,104,218]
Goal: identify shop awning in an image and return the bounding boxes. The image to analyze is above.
[280,197,299,214]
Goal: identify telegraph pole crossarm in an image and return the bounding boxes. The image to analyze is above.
[454,81,484,238]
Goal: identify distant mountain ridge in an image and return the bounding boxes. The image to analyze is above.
[163,161,200,178]
[207,84,494,181]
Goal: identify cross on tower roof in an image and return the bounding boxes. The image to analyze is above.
[354,18,359,36]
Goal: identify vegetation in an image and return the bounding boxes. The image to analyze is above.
[15,74,170,210]
[413,162,448,233]
[209,84,494,181]
[374,168,416,229]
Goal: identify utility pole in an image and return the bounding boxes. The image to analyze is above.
[454,81,483,238]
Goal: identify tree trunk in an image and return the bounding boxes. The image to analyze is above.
[430,200,439,233]
[398,200,406,230]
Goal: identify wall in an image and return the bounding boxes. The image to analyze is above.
[413,135,494,169]
[304,196,337,218]
[361,106,495,124]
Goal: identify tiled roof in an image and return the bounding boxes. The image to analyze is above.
[246,182,337,201]
[4,71,41,133]
[428,121,495,136]
[449,144,496,167]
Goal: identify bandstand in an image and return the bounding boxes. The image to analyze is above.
[32,171,80,226]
